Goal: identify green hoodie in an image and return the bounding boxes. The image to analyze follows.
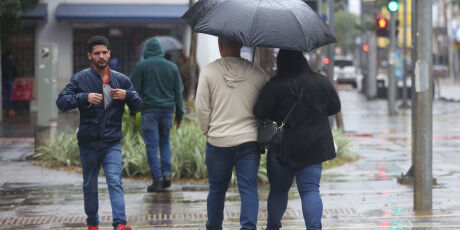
[131,38,184,121]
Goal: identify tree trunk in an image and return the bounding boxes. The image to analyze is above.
[186,0,199,102]
[0,33,3,123]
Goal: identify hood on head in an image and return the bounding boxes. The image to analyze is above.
[143,37,165,59]
[218,57,254,88]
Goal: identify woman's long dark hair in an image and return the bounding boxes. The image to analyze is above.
[275,49,323,111]
[275,49,314,79]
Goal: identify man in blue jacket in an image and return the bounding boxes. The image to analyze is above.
[130,37,183,192]
[56,36,142,230]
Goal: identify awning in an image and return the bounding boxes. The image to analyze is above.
[56,4,189,21]
[20,3,48,21]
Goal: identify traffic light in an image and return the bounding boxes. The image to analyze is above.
[378,18,387,29]
[388,0,399,12]
[376,16,389,37]
[363,44,369,52]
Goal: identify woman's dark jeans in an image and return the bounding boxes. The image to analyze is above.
[267,150,323,230]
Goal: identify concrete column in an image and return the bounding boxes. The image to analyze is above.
[35,43,58,148]
[35,0,73,94]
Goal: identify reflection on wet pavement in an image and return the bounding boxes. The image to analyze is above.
[2,91,460,229]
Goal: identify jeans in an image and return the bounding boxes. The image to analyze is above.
[142,112,173,180]
[2,79,13,110]
[79,143,127,229]
[205,141,260,230]
[266,150,323,230]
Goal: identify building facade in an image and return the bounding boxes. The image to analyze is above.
[2,0,221,110]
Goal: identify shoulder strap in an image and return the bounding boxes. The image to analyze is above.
[281,88,304,123]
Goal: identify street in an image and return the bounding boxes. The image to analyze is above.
[1,89,460,229]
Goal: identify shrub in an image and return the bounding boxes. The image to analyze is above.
[323,129,358,169]
[32,108,355,184]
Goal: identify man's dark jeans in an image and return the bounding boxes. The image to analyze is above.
[141,111,174,180]
[2,79,13,110]
[205,141,260,230]
[78,142,127,228]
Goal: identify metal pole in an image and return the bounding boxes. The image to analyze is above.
[400,0,410,108]
[367,31,377,98]
[0,35,3,123]
[316,0,323,72]
[387,11,397,116]
[327,0,344,129]
[359,0,363,73]
[413,0,433,211]
[327,0,335,83]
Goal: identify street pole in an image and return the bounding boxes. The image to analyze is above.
[327,0,335,83]
[0,35,3,123]
[400,0,410,108]
[367,31,377,98]
[359,0,363,74]
[316,0,323,72]
[387,11,397,116]
[327,0,344,130]
[413,0,433,211]
[327,0,334,128]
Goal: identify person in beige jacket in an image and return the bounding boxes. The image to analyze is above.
[195,37,268,230]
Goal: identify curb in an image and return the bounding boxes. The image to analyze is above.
[439,96,460,103]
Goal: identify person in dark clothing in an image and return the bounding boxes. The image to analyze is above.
[253,49,341,230]
[2,50,19,116]
[56,35,142,230]
[130,37,184,192]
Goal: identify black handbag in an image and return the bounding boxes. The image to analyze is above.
[257,90,303,148]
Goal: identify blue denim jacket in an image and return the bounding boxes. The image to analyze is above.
[56,67,142,146]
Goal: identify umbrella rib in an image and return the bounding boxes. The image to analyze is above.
[279,1,308,50]
[249,0,263,47]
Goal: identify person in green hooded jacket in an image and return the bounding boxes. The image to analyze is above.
[131,37,184,192]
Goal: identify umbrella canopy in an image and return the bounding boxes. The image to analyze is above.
[155,36,184,51]
[182,0,336,52]
[136,36,183,61]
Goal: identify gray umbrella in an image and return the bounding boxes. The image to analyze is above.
[181,0,336,51]
[137,36,184,61]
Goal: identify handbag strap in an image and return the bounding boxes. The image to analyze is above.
[281,88,304,126]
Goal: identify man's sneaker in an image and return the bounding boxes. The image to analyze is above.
[88,226,98,230]
[116,224,132,230]
[162,175,171,188]
[147,179,162,192]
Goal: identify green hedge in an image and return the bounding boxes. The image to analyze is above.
[32,109,355,184]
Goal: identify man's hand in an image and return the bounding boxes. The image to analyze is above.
[174,119,182,129]
[111,89,126,100]
[88,93,103,104]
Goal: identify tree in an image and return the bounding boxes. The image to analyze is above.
[185,0,199,103]
[334,10,361,55]
[0,0,38,123]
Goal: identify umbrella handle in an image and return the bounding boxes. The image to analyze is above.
[252,47,256,63]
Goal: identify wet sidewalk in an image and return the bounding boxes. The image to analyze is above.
[1,90,460,229]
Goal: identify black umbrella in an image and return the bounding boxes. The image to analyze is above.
[182,0,336,51]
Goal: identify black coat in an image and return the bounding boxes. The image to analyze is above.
[1,55,18,81]
[253,72,341,168]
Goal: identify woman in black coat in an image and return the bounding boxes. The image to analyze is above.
[253,49,341,230]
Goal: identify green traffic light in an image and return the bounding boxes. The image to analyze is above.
[388,1,399,12]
